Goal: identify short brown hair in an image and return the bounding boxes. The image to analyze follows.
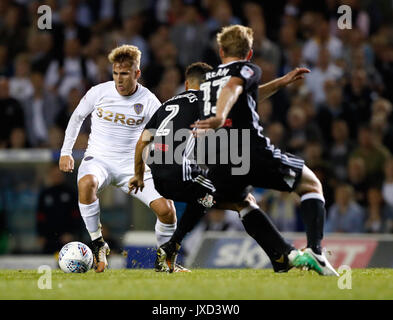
[217,25,253,59]
[185,62,213,83]
[108,45,141,68]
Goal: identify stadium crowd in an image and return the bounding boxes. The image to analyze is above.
[0,0,393,247]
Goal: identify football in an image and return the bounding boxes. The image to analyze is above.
[58,242,94,273]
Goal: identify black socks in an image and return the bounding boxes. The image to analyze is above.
[299,198,326,255]
[241,208,294,261]
[171,202,207,245]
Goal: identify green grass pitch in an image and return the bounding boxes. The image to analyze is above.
[0,268,392,300]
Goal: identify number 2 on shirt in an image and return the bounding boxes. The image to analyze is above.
[156,104,180,136]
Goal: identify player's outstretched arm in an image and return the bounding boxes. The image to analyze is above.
[258,67,310,102]
[128,129,153,194]
[60,88,96,162]
[59,154,74,172]
[192,77,244,130]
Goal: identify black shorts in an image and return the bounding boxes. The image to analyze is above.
[152,174,215,203]
[207,143,304,202]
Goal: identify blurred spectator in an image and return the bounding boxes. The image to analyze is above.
[260,190,299,232]
[0,4,26,58]
[341,29,374,70]
[170,5,209,68]
[344,37,383,94]
[304,140,328,171]
[47,126,65,150]
[343,68,374,124]
[52,5,90,60]
[142,39,181,90]
[285,104,321,156]
[0,77,25,148]
[350,125,391,182]
[23,71,62,147]
[305,47,343,106]
[37,163,83,254]
[372,24,393,103]
[56,86,90,134]
[9,53,34,103]
[316,80,356,143]
[45,38,87,99]
[82,36,111,86]
[0,45,12,77]
[8,127,28,149]
[370,112,393,154]
[279,23,300,61]
[155,0,185,26]
[382,158,393,208]
[370,98,393,153]
[329,120,354,182]
[372,97,393,122]
[119,0,151,21]
[112,14,150,68]
[205,0,241,36]
[249,18,281,71]
[325,184,364,233]
[281,43,306,77]
[347,157,369,207]
[202,33,221,68]
[364,186,392,233]
[29,31,54,74]
[257,99,272,127]
[302,16,343,67]
[265,122,286,150]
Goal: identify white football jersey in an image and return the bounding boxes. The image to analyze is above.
[61,81,161,160]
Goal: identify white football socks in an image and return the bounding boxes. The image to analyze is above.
[79,199,102,241]
[155,219,177,247]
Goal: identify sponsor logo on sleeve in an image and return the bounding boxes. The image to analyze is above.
[240,66,254,79]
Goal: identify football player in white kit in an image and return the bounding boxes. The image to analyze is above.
[59,45,179,272]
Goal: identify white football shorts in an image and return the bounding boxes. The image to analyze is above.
[77,155,162,206]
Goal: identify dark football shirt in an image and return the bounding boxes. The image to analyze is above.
[144,90,202,182]
[199,60,265,143]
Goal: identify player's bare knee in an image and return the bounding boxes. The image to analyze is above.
[297,172,323,197]
[78,175,98,203]
[151,198,176,224]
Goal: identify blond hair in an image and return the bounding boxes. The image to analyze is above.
[108,45,141,68]
[217,25,253,59]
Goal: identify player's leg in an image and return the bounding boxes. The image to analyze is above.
[77,158,110,272]
[223,193,302,273]
[119,169,177,249]
[248,146,337,276]
[153,178,215,272]
[150,197,177,246]
[294,165,339,276]
[158,201,207,272]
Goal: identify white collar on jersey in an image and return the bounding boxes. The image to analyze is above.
[218,59,248,68]
[115,82,140,97]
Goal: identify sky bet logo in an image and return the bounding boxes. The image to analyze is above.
[210,239,271,269]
